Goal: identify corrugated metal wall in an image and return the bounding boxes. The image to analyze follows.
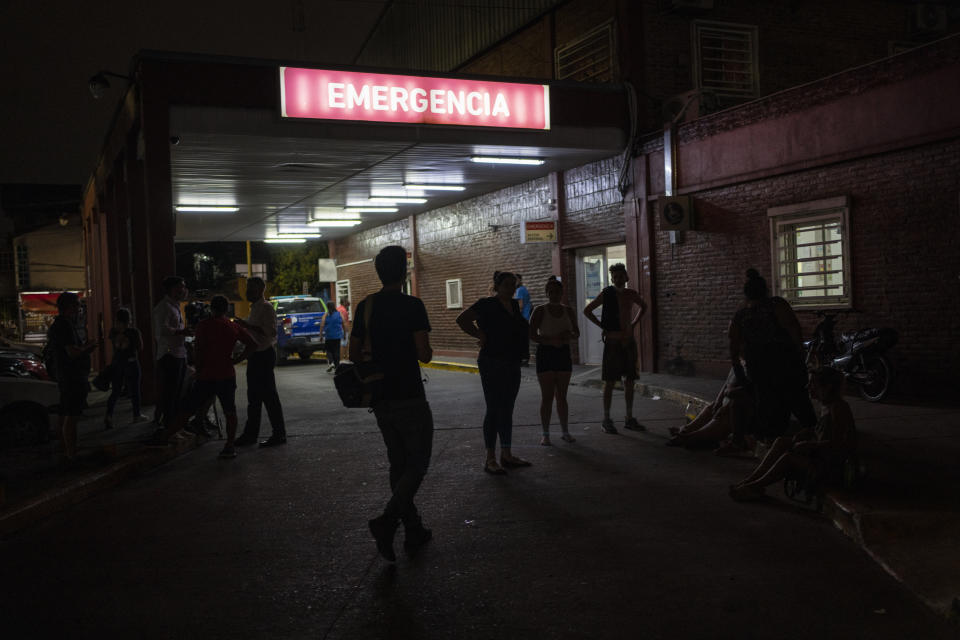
[354,0,564,72]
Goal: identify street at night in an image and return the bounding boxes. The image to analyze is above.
[2,365,955,639]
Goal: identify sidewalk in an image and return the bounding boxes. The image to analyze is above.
[422,356,960,621]
[2,358,958,621]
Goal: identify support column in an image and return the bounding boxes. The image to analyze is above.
[408,215,419,297]
[624,155,656,372]
[548,172,565,279]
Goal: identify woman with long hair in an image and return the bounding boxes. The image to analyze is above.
[727,269,815,450]
[529,276,579,445]
[456,271,531,474]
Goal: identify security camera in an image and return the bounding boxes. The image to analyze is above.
[170,136,181,145]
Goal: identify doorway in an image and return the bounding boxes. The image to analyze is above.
[575,244,626,365]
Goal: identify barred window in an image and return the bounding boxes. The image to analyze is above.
[555,20,617,83]
[768,197,851,309]
[16,245,29,289]
[692,21,759,99]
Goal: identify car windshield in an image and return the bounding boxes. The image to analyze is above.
[275,299,324,314]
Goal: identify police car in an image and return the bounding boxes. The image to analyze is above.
[271,296,328,362]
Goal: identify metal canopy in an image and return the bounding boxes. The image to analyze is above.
[170,104,625,242]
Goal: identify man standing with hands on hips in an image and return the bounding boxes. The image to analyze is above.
[234,277,287,448]
[583,263,647,434]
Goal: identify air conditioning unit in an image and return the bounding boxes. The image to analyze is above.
[659,196,694,231]
[914,3,948,32]
[661,89,720,124]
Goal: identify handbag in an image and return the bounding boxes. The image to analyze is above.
[333,294,384,408]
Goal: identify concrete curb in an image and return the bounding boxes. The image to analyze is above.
[0,434,201,537]
[421,360,479,374]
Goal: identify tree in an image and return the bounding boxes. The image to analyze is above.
[269,241,329,295]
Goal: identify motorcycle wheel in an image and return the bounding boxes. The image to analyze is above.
[858,355,892,402]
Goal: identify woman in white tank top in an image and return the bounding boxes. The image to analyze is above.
[529,276,580,445]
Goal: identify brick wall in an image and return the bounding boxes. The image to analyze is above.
[650,138,960,392]
[333,156,626,358]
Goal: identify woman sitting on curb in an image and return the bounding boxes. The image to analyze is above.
[729,367,855,502]
[666,367,754,450]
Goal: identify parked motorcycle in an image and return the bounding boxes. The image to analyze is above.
[802,311,898,402]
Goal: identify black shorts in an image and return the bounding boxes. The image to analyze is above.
[536,344,572,373]
[183,378,238,415]
[602,338,638,381]
[57,380,86,417]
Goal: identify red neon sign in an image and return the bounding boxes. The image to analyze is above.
[280,67,550,130]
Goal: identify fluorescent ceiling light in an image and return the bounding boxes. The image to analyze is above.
[404,183,466,191]
[343,207,398,213]
[276,233,322,239]
[368,197,427,204]
[307,219,362,227]
[470,156,544,165]
[264,238,306,244]
[175,205,239,212]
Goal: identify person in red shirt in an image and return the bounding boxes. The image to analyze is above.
[154,295,256,458]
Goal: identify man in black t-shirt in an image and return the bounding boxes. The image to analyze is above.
[350,246,434,562]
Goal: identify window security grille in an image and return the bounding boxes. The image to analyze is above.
[555,20,617,83]
[692,21,758,99]
[769,198,851,309]
[446,279,463,309]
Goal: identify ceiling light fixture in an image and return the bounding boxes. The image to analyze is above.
[343,207,399,214]
[264,238,306,244]
[368,197,427,204]
[470,156,545,165]
[175,205,239,213]
[276,233,322,239]
[404,183,466,191]
[307,219,362,227]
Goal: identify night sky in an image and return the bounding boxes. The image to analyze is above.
[0,0,388,186]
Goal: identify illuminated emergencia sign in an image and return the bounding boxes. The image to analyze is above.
[280,67,550,130]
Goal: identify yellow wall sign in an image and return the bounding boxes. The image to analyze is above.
[521,220,557,243]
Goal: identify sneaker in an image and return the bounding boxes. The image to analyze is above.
[326,364,336,372]
[131,414,149,423]
[218,445,237,459]
[601,418,618,434]
[403,525,433,557]
[560,433,576,443]
[368,515,398,562]
[624,417,646,432]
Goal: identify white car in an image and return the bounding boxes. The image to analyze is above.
[0,377,59,448]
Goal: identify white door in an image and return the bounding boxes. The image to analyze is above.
[576,245,626,365]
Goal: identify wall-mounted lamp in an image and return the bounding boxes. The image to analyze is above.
[88,70,133,99]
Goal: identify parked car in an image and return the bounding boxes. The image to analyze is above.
[0,349,50,380]
[0,377,59,448]
[271,296,328,362]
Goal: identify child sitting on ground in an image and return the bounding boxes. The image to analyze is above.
[729,367,855,502]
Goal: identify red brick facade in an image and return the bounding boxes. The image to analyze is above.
[335,33,960,394]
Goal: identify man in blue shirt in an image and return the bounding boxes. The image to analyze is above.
[514,274,532,365]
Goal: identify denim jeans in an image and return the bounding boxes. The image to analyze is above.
[373,398,434,526]
[477,356,522,449]
[106,359,142,417]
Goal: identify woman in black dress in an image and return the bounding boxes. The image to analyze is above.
[456,271,531,474]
